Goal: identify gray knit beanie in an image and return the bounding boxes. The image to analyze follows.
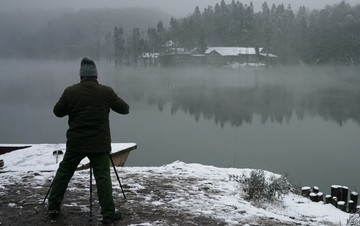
[79,57,98,77]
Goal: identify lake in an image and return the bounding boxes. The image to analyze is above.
[0,60,359,194]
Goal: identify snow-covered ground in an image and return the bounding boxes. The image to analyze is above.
[0,144,355,225]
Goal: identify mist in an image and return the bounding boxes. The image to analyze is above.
[0,60,360,193]
[1,0,360,193]
[1,0,359,16]
[1,1,359,65]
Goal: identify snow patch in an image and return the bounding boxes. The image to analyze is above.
[0,144,351,225]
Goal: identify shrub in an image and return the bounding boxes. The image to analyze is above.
[230,169,293,202]
[347,211,360,226]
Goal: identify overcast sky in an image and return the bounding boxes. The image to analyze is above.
[1,0,359,16]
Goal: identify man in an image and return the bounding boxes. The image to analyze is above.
[48,57,129,223]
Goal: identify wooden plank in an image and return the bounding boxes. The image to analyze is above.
[0,146,31,155]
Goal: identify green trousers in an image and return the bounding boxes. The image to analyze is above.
[48,151,115,217]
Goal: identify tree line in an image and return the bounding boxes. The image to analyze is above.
[1,1,359,65]
[0,8,170,61]
[108,21,166,66]
[109,0,360,65]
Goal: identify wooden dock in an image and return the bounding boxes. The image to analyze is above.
[76,144,137,170]
[0,143,137,172]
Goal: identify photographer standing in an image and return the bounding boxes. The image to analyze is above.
[48,57,129,223]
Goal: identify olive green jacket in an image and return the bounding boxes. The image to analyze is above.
[54,78,129,153]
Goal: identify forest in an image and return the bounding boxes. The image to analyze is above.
[0,1,359,65]
[166,0,360,64]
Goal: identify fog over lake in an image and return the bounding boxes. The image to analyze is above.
[0,60,359,193]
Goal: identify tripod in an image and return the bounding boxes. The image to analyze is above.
[42,154,127,219]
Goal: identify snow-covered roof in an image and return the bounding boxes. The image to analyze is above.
[191,54,206,57]
[205,47,264,56]
[163,40,177,47]
[142,52,160,58]
[260,53,278,58]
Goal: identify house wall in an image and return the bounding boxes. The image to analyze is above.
[238,54,259,63]
[159,54,205,66]
[259,55,278,65]
[223,56,240,64]
[207,51,223,65]
[190,56,206,65]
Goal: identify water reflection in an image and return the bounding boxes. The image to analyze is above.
[168,85,294,127]
[118,72,360,128]
[1,62,359,129]
[178,86,360,127]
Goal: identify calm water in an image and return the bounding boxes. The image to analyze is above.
[0,60,359,194]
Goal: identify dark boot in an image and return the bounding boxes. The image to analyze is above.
[102,213,122,224]
[48,205,61,219]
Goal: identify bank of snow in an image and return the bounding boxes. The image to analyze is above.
[121,162,349,225]
[0,144,351,225]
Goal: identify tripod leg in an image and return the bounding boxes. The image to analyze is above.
[42,181,53,205]
[109,155,127,201]
[89,164,93,221]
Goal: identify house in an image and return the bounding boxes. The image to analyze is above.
[158,48,206,66]
[206,47,249,65]
[157,43,278,66]
[205,47,277,65]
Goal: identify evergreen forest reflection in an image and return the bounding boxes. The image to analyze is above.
[114,66,360,128]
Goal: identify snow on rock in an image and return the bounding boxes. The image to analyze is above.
[0,145,352,225]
